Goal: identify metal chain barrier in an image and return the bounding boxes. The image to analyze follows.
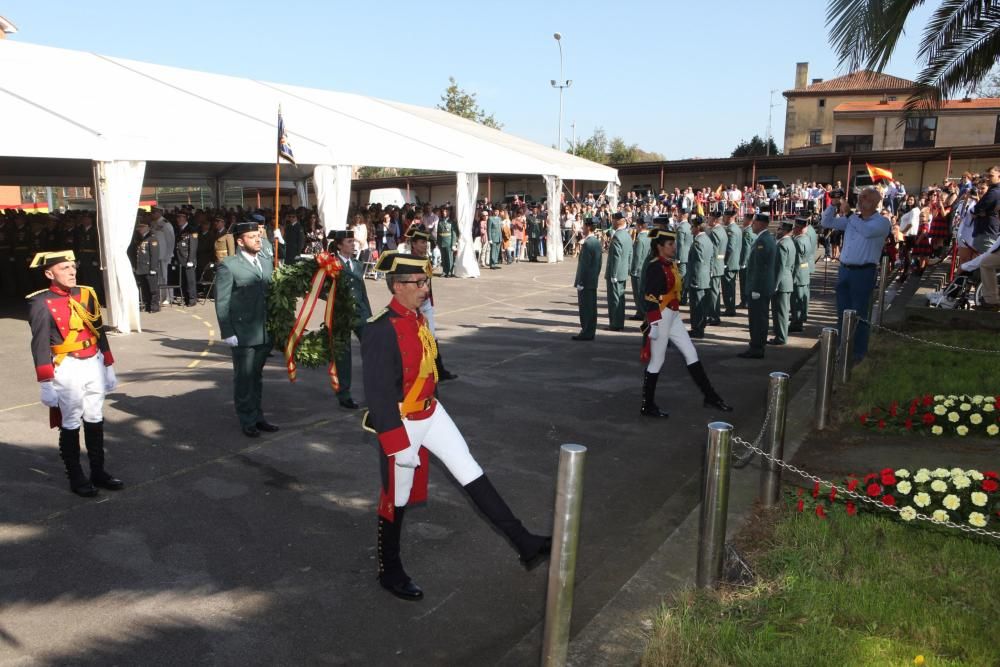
[733,433,1000,540]
[857,315,1000,355]
[731,398,773,469]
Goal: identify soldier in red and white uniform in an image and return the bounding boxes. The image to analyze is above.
[26,250,124,497]
[640,229,732,418]
[361,252,549,601]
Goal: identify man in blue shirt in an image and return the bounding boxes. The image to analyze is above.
[820,188,891,361]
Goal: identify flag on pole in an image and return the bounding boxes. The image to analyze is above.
[278,107,296,164]
[865,163,893,182]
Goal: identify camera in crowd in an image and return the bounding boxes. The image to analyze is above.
[830,188,846,200]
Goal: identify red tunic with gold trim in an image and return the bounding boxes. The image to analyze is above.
[361,297,438,521]
[640,257,681,361]
[27,285,114,382]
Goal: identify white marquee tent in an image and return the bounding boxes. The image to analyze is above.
[0,40,618,333]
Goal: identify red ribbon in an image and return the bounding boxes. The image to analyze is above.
[284,252,343,392]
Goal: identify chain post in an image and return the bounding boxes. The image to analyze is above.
[872,255,891,327]
[697,422,733,588]
[816,327,837,430]
[760,372,789,508]
[837,309,857,384]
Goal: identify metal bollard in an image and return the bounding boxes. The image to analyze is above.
[816,327,838,431]
[872,255,891,326]
[837,309,857,385]
[696,422,733,589]
[541,444,587,667]
[760,372,790,507]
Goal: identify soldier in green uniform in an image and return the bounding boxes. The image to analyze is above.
[675,212,693,306]
[722,209,742,316]
[128,219,161,313]
[769,221,795,346]
[687,215,713,338]
[436,207,457,277]
[789,218,812,333]
[738,213,755,308]
[707,211,727,325]
[738,214,777,359]
[329,229,373,409]
[604,213,632,331]
[215,221,279,438]
[629,218,651,320]
[254,215,275,267]
[487,208,503,269]
[526,205,543,262]
[572,220,602,341]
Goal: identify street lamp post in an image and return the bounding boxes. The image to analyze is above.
[551,33,572,152]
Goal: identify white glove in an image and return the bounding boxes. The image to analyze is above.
[751,291,761,300]
[104,365,118,392]
[648,321,660,340]
[150,270,157,275]
[575,285,584,292]
[394,447,421,469]
[40,381,59,408]
[223,335,239,347]
[186,262,194,268]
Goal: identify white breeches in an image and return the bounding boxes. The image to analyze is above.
[646,309,699,372]
[53,354,106,429]
[394,402,483,506]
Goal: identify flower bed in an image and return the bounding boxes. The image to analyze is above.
[858,394,999,437]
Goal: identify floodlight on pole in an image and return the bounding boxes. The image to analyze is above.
[551,32,571,152]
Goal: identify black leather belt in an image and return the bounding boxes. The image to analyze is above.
[841,263,876,270]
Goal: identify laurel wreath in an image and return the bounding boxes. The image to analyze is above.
[265,257,358,368]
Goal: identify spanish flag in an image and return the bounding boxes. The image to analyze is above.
[866,163,893,182]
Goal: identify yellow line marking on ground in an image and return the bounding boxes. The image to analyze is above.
[0,401,42,413]
[202,321,212,328]
[192,314,203,321]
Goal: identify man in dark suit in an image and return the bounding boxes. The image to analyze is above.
[330,230,373,409]
[215,221,279,438]
[282,210,305,263]
[738,214,778,359]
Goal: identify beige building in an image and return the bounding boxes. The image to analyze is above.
[782,63,920,154]
[833,98,1000,152]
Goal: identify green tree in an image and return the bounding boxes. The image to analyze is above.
[568,128,665,164]
[437,76,503,130]
[731,135,782,157]
[827,0,1000,110]
[568,127,608,163]
[974,65,1000,97]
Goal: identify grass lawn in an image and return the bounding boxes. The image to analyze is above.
[643,507,1000,666]
[840,329,1000,423]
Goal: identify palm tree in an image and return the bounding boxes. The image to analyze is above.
[827,0,1000,110]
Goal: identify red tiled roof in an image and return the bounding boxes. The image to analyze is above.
[834,98,1000,113]
[784,70,918,96]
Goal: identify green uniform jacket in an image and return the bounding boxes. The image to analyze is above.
[740,225,755,269]
[339,255,372,327]
[804,224,818,274]
[437,218,456,246]
[725,222,742,271]
[675,221,693,264]
[630,230,651,277]
[487,216,503,243]
[215,253,273,347]
[709,224,728,278]
[574,235,603,289]
[774,235,795,293]
[792,235,812,287]
[605,228,632,281]
[687,232,713,289]
[746,230,778,297]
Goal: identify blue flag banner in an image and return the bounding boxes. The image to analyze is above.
[278,109,296,164]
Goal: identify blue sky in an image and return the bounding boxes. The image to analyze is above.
[3,0,936,159]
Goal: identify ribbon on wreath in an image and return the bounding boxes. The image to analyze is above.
[284,251,344,392]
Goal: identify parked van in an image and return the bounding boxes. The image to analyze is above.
[367,188,420,208]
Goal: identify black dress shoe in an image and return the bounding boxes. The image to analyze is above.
[630,313,644,321]
[641,405,670,418]
[381,579,424,601]
[722,310,737,317]
[91,473,124,491]
[704,397,734,412]
[571,335,594,341]
[439,370,458,381]
[338,398,361,409]
[788,325,804,333]
[737,302,748,309]
[708,319,722,326]
[242,425,261,438]
[71,481,99,497]
[737,350,765,359]
[767,338,786,346]
[520,536,553,571]
[608,326,624,332]
[689,330,705,338]
[256,420,280,432]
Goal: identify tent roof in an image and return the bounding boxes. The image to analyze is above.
[0,40,616,185]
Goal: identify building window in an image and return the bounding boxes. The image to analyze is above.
[818,98,826,108]
[808,129,823,146]
[904,117,937,148]
[887,96,897,101]
[995,116,1000,144]
[835,135,874,153]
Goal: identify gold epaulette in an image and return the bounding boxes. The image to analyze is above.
[24,288,48,300]
[366,307,388,324]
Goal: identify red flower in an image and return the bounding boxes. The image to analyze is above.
[984,471,998,480]
[866,483,882,497]
[796,500,804,513]
[995,397,1000,409]
[889,402,898,417]
[797,487,804,497]
[816,505,827,519]
[983,479,999,493]
[922,394,933,407]
[904,418,913,430]
[881,494,896,507]
[812,482,820,498]
[922,413,936,425]
[864,473,878,483]
[847,478,859,492]
[829,487,838,501]
[846,502,857,516]
[908,404,917,416]
[877,419,886,429]
[881,469,896,486]
[860,414,869,425]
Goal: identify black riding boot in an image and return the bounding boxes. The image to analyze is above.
[640,371,669,418]
[464,474,551,570]
[58,427,97,497]
[686,361,733,412]
[435,351,458,381]
[83,420,124,490]
[377,508,423,601]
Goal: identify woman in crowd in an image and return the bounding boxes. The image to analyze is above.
[350,213,369,261]
[511,209,526,262]
[499,209,512,264]
[926,190,951,255]
[910,207,934,274]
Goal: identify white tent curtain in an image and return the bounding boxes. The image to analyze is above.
[294,180,309,208]
[607,181,619,213]
[92,160,146,334]
[453,172,480,279]
[313,164,352,233]
[545,175,563,263]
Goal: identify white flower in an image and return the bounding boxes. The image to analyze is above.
[947,394,958,400]
[943,494,961,510]
[970,470,985,481]
[984,404,995,413]
[932,509,949,523]
[930,480,948,493]
[952,475,971,490]
[896,480,913,495]
[950,467,965,476]
[932,468,950,478]
[986,396,996,404]
[933,405,947,415]
[960,403,972,412]
[900,506,917,521]
[914,469,931,483]
[895,468,910,478]
[969,512,987,528]
[932,426,944,435]
[971,492,988,507]
[973,395,984,404]
[944,399,955,407]
[957,425,969,436]
[914,492,932,507]
[933,394,945,401]
[970,414,984,425]
[948,412,960,423]
[988,424,1000,436]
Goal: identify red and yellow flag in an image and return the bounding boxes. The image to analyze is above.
[866,163,893,182]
